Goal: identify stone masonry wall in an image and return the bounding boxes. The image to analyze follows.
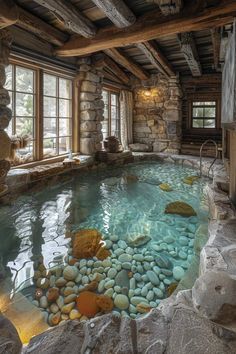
[132,74,182,154]
[78,58,104,155]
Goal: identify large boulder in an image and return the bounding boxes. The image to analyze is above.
[0,313,22,354]
[192,270,236,324]
[167,307,236,354]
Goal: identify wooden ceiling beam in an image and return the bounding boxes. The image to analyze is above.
[136,41,175,77]
[151,0,183,15]
[178,32,202,77]
[211,28,221,71]
[33,0,97,38]
[17,6,68,47]
[91,0,136,28]
[56,0,236,57]
[104,48,149,81]
[94,54,130,84]
[0,0,18,29]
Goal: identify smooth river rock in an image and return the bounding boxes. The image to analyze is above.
[114,294,129,310]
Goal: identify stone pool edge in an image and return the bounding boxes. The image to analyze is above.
[19,153,236,353]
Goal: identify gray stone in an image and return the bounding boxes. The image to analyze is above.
[167,308,236,354]
[80,81,97,93]
[0,314,22,354]
[80,110,96,121]
[136,309,168,354]
[129,143,152,152]
[80,138,95,155]
[192,270,236,324]
[115,270,130,289]
[80,121,97,132]
[153,141,168,152]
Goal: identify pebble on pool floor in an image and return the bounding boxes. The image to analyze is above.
[29,222,202,327]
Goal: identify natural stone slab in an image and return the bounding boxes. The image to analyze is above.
[129,143,152,152]
[192,270,236,324]
[136,309,168,354]
[153,141,168,152]
[167,308,236,354]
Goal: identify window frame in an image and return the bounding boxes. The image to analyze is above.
[102,87,120,140]
[188,96,221,132]
[6,57,78,166]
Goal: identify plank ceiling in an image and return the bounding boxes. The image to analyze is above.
[12,0,230,77]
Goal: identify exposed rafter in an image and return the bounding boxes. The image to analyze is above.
[150,0,183,15]
[104,48,149,81]
[0,0,18,29]
[136,41,175,78]
[33,0,97,38]
[94,54,130,84]
[91,0,136,28]
[211,28,221,72]
[17,6,68,47]
[178,32,202,77]
[56,0,236,57]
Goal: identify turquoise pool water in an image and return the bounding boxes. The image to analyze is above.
[0,162,208,322]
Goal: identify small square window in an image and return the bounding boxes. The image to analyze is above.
[191,101,217,129]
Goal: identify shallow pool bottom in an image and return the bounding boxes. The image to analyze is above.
[0,161,209,325]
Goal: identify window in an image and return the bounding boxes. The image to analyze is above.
[191,101,216,129]
[4,61,74,165]
[43,74,72,158]
[5,65,36,163]
[102,89,120,140]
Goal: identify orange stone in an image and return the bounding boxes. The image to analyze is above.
[76,291,100,318]
[96,295,113,313]
[47,287,60,302]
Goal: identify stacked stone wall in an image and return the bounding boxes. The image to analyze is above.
[78,58,104,155]
[132,74,182,154]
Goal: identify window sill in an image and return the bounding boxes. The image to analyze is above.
[7,155,94,190]
[11,154,78,170]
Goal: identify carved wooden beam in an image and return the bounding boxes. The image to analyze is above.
[94,54,130,84]
[91,0,136,28]
[211,28,221,71]
[136,41,175,78]
[33,0,97,38]
[17,6,68,46]
[56,0,236,57]
[0,0,18,29]
[104,48,149,81]
[178,32,202,77]
[150,0,183,15]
